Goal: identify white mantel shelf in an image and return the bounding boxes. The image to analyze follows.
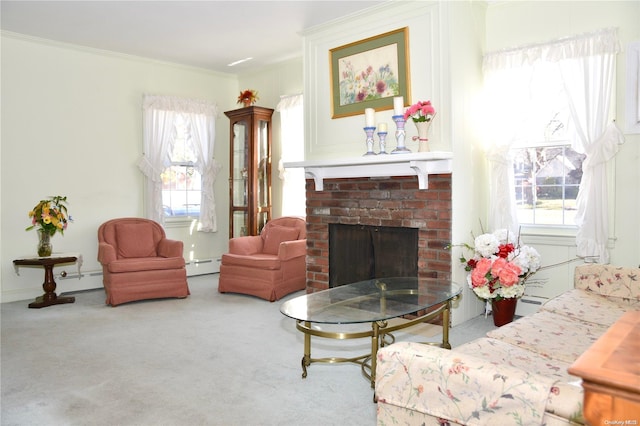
[283,152,452,191]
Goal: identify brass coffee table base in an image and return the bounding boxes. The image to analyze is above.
[296,298,457,389]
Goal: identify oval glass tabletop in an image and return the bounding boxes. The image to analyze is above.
[280,277,461,324]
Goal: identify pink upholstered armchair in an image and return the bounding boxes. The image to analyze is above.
[218,216,307,302]
[97,218,190,306]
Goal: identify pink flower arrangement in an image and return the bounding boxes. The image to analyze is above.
[403,100,436,123]
[457,229,541,300]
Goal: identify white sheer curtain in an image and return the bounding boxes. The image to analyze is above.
[555,32,623,263]
[482,65,535,235]
[137,94,221,231]
[483,28,623,261]
[276,94,306,217]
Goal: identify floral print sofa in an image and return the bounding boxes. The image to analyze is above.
[375,264,640,425]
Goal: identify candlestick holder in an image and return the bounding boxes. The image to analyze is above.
[377,131,388,154]
[391,115,411,154]
[363,126,377,156]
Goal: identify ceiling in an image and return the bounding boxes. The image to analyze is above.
[1,0,386,74]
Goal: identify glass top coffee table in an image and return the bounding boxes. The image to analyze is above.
[280,277,461,389]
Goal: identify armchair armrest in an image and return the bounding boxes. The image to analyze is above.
[97,242,117,265]
[278,239,307,260]
[229,236,263,255]
[157,238,184,258]
[376,342,556,425]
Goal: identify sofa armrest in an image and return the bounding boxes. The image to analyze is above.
[157,238,184,258]
[228,236,263,255]
[376,342,556,425]
[97,242,116,265]
[278,239,306,260]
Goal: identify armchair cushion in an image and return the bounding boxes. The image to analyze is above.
[107,257,186,274]
[263,225,300,255]
[115,222,157,258]
[220,253,282,270]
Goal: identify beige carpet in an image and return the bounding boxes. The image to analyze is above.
[385,317,443,338]
[1,274,494,426]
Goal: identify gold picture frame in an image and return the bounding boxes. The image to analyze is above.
[329,27,411,119]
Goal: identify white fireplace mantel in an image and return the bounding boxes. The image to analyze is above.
[283,152,452,191]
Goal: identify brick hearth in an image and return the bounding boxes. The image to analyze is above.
[305,174,452,293]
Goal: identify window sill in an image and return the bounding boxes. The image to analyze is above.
[164,218,198,229]
[520,225,616,249]
[519,225,577,246]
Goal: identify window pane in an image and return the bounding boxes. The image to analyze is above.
[160,114,202,218]
[513,145,584,226]
[161,166,201,217]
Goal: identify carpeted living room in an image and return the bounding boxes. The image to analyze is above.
[0,274,496,425]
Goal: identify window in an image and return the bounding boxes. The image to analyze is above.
[139,95,220,231]
[507,62,585,226]
[161,115,202,219]
[483,28,622,262]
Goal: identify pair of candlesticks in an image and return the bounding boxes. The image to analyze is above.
[363,115,411,156]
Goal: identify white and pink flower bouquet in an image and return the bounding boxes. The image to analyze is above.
[457,229,541,301]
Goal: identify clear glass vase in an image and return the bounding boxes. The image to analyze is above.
[37,229,53,257]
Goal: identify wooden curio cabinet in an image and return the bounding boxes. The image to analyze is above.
[224,106,274,238]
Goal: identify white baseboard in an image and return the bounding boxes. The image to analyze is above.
[1,258,221,304]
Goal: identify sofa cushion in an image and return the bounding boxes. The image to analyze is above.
[486,310,608,364]
[376,342,557,426]
[262,226,299,255]
[540,288,637,327]
[456,337,574,381]
[115,222,157,258]
[454,337,585,422]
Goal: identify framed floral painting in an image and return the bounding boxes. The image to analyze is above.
[329,27,411,119]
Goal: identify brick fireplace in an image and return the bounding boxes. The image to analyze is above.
[304,173,452,293]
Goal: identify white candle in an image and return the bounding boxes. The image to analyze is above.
[393,96,404,115]
[378,122,387,132]
[364,108,375,127]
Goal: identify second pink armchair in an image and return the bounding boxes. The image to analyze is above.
[218,216,307,301]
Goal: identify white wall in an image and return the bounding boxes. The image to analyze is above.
[0,33,239,302]
[237,56,305,219]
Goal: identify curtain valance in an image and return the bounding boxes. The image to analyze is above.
[143,94,218,117]
[483,27,621,72]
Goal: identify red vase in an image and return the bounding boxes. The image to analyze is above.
[491,298,518,326]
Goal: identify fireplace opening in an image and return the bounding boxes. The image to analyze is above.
[329,224,419,287]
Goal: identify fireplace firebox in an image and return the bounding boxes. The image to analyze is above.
[329,224,418,287]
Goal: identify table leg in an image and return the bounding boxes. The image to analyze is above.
[370,321,380,389]
[28,264,75,309]
[441,300,452,349]
[301,321,311,378]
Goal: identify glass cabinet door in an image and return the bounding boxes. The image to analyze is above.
[225,106,273,238]
[232,121,248,208]
[232,211,248,238]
